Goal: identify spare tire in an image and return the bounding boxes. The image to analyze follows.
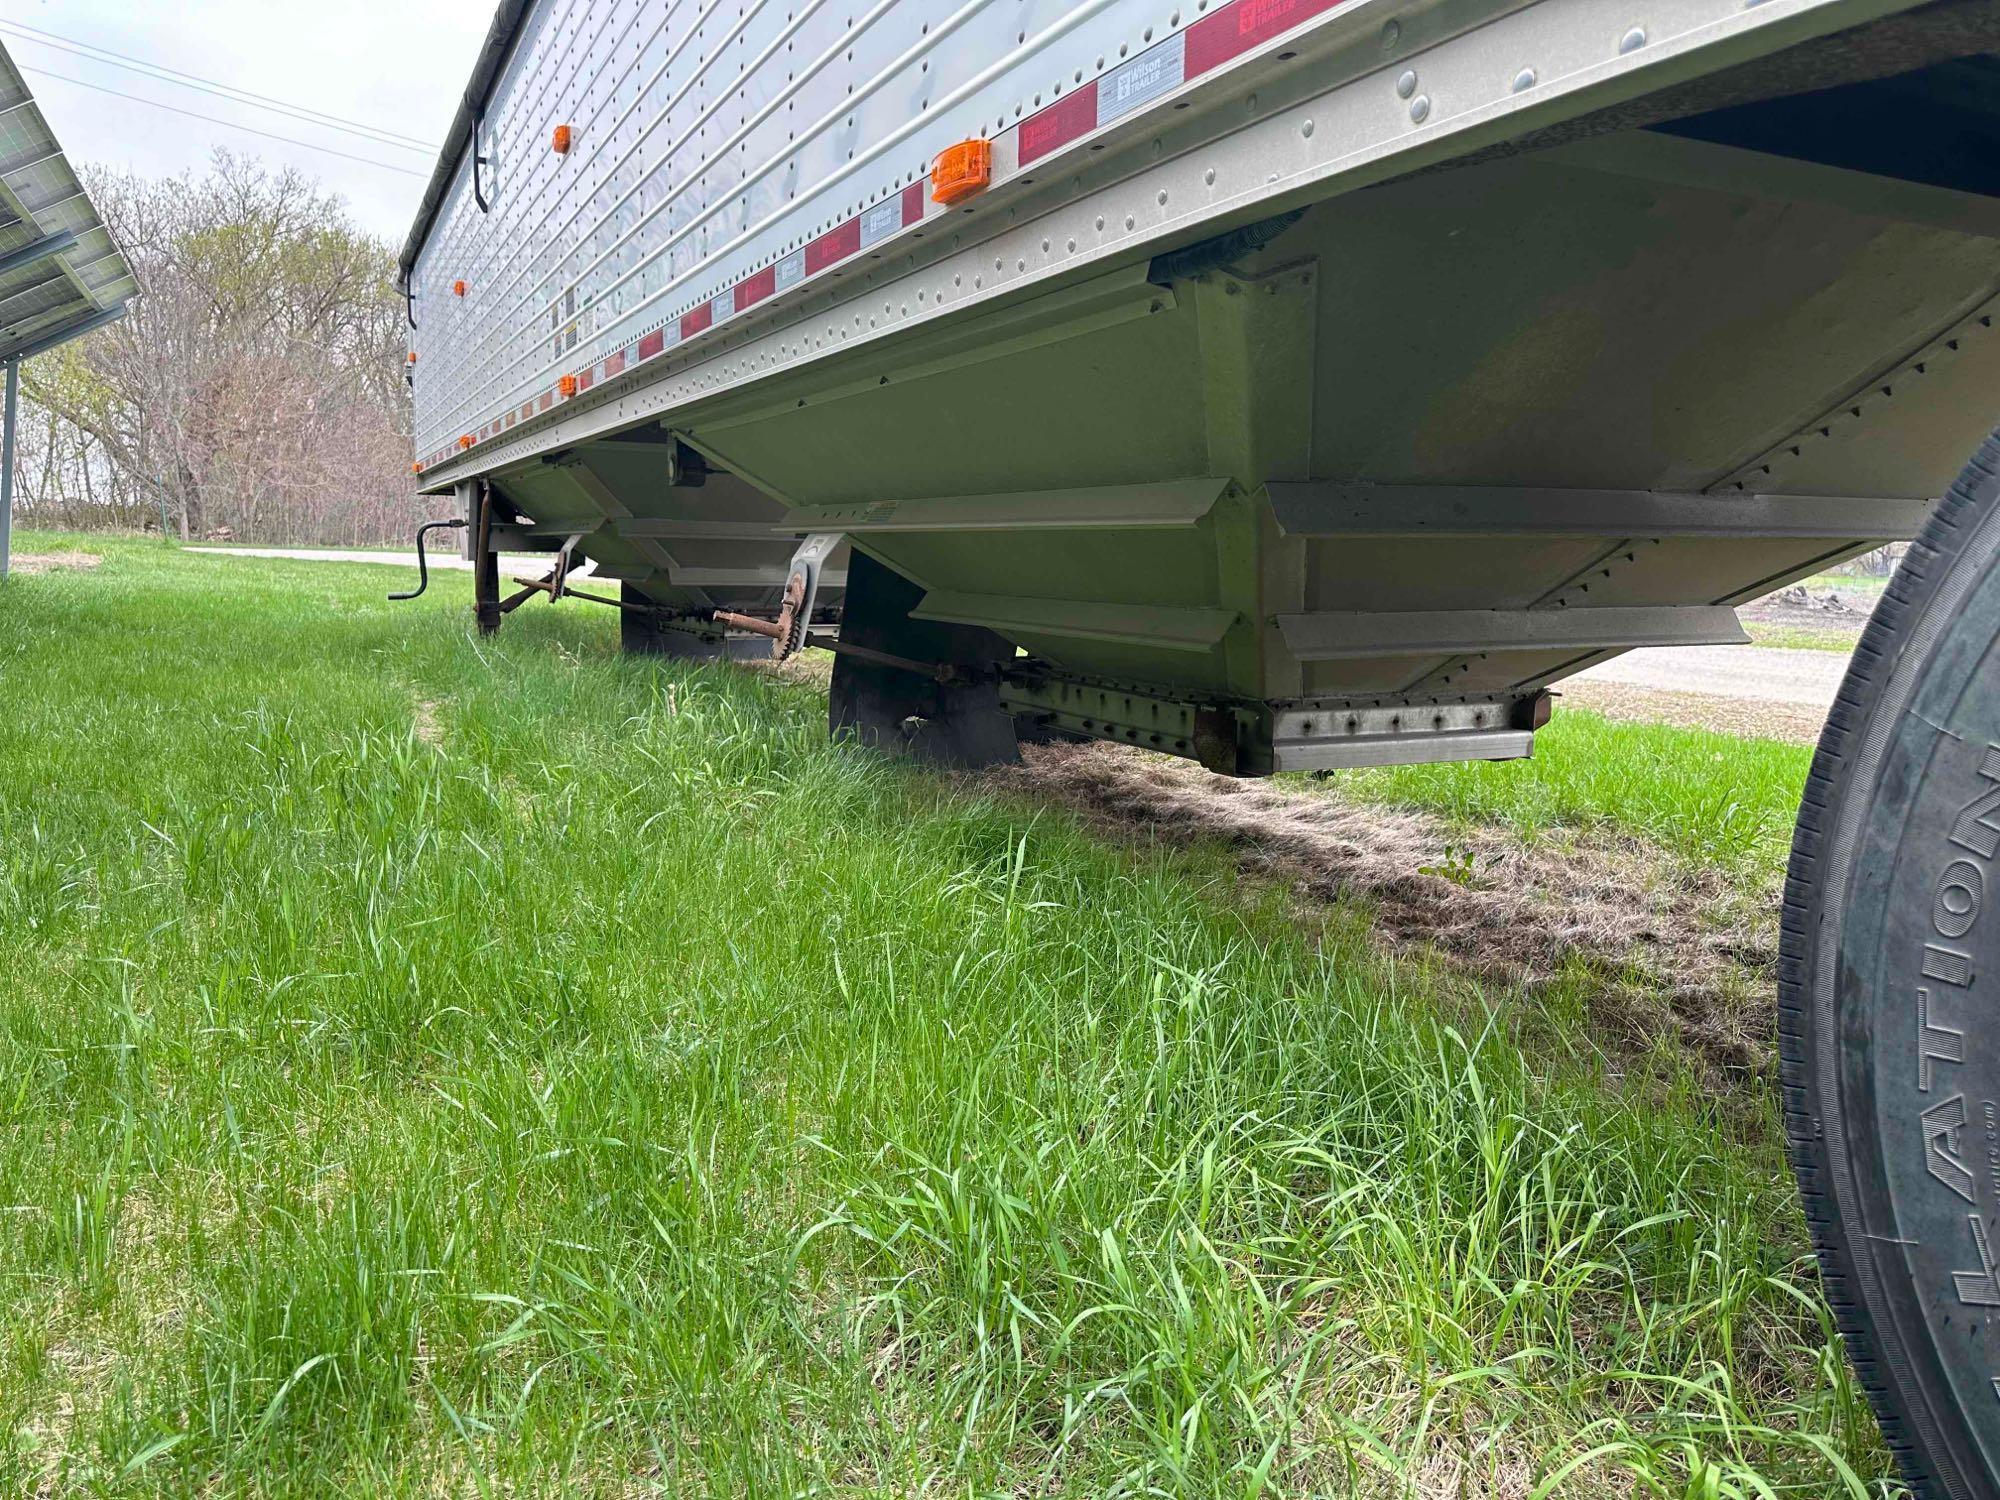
[1785,424,2000,1499]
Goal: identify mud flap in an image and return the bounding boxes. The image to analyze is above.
[829,549,1019,767]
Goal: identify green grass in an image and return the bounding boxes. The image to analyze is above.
[1799,571,1889,596]
[1744,622,1862,653]
[1744,569,1881,649]
[1321,709,1813,879]
[0,534,1893,1497]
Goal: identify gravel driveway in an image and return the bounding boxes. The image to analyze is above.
[1572,644,1849,707]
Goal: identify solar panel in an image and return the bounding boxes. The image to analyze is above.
[0,39,136,363]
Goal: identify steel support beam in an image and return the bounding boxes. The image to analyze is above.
[913,590,1239,652]
[1276,604,1746,660]
[0,357,13,582]
[667,565,850,587]
[542,457,702,596]
[0,228,75,278]
[1275,727,1533,772]
[483,522,568,552]
[609,517,789,540]
[999,669,1539,774]
[0,302,125,365]
[1266,482,1932,540]
[786,478,1232,534]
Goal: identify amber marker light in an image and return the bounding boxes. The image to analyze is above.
[931,138,991,206]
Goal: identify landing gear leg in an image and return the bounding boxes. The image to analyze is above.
[471,482,500,637]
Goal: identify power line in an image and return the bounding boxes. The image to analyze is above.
[0,18,437,152]
[19,67,429,180]
[1,21,437,155]
[0,19,438,155]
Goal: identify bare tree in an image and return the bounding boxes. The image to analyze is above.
[15,151,420,544]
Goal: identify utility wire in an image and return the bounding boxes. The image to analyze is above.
[0,19,438,154]
[19,67,429,179]
[0,17,437,152]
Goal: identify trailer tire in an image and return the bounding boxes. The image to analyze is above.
[621,584,772,660]
[1784,424,2000,1500]
[829,550,1018,767]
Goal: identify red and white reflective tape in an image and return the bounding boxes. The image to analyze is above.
[418,0,1347,472]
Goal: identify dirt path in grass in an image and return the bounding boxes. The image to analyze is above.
[8,551,101,575]
[992,743,1779,1086]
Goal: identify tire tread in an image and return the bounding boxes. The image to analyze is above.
[1781,425,2000,1499]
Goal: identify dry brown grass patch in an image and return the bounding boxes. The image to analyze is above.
[10,551,102,576]
[986,743,1778,1089]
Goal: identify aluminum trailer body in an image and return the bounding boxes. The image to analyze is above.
[400,0,1990,769]
[400,2,2000,1491]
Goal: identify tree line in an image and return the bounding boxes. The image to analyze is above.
[14,152,420,546]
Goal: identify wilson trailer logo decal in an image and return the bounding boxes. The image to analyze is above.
[414,0,1351,474]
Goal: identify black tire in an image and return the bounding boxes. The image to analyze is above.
[828,549,1019,767]
[621,583,772,660]
[1785,424,2000,1499]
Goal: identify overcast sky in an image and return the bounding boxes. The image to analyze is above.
[5,0,496,245]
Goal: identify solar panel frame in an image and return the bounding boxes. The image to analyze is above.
[0,40,137,362]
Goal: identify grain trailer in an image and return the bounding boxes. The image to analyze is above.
[397,0,2000,1489]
